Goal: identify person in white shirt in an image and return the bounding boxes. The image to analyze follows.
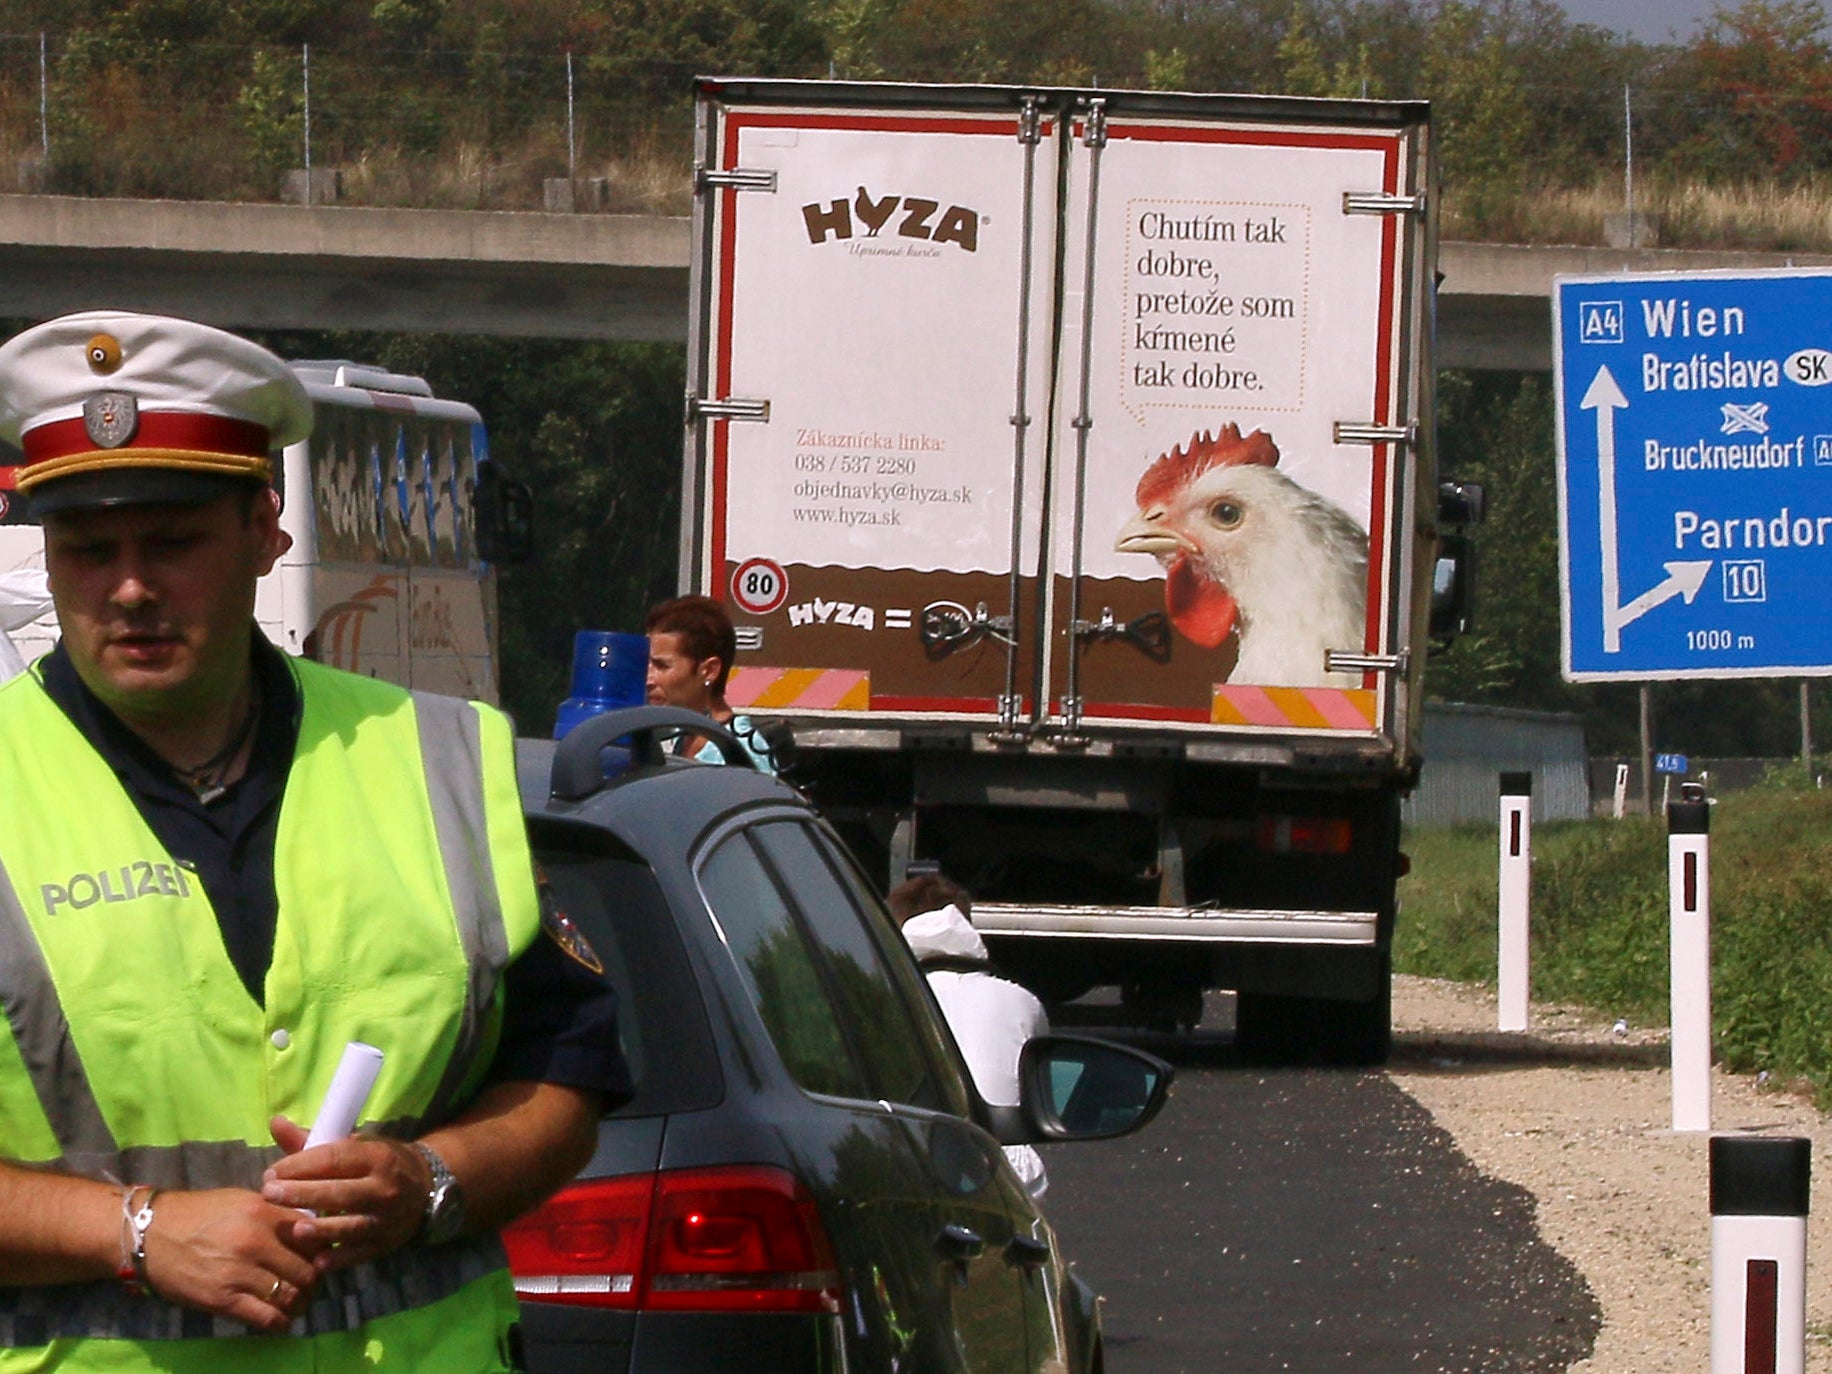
[888,872,1049,1200]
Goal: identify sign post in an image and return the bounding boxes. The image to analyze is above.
[1497,772,1532,1032]
[1711,1135,1810,1374]
[1668,782,1712,1133]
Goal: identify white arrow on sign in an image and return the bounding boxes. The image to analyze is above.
[1581,364,1713,652]
[1611,559,1713,635]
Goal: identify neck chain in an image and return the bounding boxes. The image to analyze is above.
[170,684,260,804]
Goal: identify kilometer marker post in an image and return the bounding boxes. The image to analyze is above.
[1710,1135,1809,1374]
[1668,782,1712,1133]
[1497,772,1532,1032]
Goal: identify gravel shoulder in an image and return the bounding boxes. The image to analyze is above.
[1387,974,1832,1372]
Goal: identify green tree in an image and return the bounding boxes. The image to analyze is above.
[1419,2,1535,207]
[1429,370,1565,708]
[579,0,828,88]
[1276,4,1377,98]
[817,0,891,79]
[371,0,447,47]
[1650,0,1832,180]
[254,329,687,733]
[1144,46,1190,91]
[238,47,303,185]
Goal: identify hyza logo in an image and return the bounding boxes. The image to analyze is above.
[788,598,876,630]
[802,187,981,253]
[1578,301,1624,345]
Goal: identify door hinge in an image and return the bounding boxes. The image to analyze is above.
[687,396,771,424]
[696,166,778,193]
[1342,191,1424,216]
[1018,95,1043,146]
[1081,98,1107,149]
[1333,421,1416,448]
[1325,650,1408,675]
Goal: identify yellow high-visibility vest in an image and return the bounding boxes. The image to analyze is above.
[0,658,539,1370]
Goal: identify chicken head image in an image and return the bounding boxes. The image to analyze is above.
[1114,425,1369,688]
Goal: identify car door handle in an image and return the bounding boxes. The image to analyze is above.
[1005,1235,1051,1269]
[937,1224,985,1261]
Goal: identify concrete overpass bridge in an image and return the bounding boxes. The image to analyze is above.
[0,194,1825,369]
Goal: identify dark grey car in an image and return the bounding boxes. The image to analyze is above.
[503,707,1171,1372]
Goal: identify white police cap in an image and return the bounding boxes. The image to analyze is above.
[0,310,312,513]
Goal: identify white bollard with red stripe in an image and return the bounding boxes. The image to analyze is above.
[1497,771,1532,1032]
[1669,782,1712,1133]
[1711,1135,1809,1374]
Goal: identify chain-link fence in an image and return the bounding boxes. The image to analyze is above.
[0,33,706,213]
[4,27,1832,252]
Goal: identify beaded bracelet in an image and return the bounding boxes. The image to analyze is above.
[116,1185,157,1296]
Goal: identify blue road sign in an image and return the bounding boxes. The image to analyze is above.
[1655,753,1689,774]
[1555,268,1832,681]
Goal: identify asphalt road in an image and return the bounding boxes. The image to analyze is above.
[1037,1020,1603,1373]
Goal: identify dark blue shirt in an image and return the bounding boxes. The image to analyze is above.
[37,637,629,1100]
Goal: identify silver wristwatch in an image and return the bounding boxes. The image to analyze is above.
[411,1141,466,1245]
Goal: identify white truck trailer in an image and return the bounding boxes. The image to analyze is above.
[682,79,1476,1061]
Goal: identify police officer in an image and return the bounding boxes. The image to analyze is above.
[0,312,627,1370]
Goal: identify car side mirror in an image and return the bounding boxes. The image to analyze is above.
[1428,478,1483,654]
[984,1034,1172,1145]
[1428,530,1476,651]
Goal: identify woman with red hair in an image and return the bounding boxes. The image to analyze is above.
[643,594,781,774]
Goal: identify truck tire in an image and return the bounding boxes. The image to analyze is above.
[1234,980,1391,1067]
[1120,980,1205,1034]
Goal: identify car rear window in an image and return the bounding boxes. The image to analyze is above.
[697,819,957,1114]
[532,833,721,1118]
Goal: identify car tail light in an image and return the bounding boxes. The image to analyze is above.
[1255,814,1353,855]
[503,1175,651,1307]
[505,1166,842,1315]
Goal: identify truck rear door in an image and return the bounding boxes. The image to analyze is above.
[688,83,1059,731]
[1043,97,1430,744]
[691,84,1432,754]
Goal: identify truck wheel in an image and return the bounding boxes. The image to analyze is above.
[1325,987,1392,1067]
[1026,972,1098,1008]
[1120,981,1205,1034]
[1234,984,1390,1067]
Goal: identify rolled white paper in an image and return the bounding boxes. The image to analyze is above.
[303,1042,384,1150]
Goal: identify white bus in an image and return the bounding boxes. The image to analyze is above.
[0,359,529,702]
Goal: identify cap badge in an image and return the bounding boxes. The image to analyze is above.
[83,392,139,449]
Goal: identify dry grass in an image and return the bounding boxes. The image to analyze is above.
[1444,173,1832,252]
[1,90,1828,247]
[334,126,690,214]
[598,141,693,217]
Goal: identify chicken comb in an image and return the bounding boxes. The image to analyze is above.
[1134,424,1280,509]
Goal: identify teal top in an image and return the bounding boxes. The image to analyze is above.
[684,713,780,775]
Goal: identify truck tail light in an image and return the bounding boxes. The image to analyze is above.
[1255,814,1353,855]
[505,1166,842,1315]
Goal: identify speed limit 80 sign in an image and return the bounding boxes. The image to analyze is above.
[730,557,789,615]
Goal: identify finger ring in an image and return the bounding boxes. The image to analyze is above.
[268,1277,284,1302]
